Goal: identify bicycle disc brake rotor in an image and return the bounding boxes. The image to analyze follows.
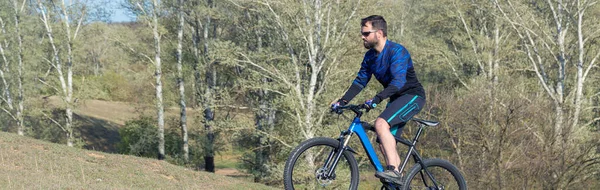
[315,167,334,186]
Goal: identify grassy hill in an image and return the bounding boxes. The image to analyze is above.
[0,131,277,189]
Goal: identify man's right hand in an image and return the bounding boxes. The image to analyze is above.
[331,99,348,111]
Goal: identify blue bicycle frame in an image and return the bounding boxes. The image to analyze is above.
[347,116,385,172]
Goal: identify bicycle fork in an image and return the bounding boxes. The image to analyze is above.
[320,130,354,180]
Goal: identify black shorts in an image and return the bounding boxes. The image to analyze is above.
[377,94,425,142]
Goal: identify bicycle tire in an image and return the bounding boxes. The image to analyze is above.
[402,158,467,190]
[284,137,360,190]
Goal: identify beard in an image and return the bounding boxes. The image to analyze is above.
[363,39,377,49]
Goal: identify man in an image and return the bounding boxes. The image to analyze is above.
[332,15,426,185]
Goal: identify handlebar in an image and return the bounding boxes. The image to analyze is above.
[331,104,370,117]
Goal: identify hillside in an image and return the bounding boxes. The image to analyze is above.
[0,132,277,189]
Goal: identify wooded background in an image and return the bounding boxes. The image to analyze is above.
[0,0,599,189]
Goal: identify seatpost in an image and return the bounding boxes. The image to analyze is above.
[411,124,426,145]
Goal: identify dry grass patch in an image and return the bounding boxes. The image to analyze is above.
[0,132,277,190]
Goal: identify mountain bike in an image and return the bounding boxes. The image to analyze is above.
[283,104,467,190]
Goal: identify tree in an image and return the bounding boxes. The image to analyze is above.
[175,0,189,163]
[125,0,166,159]
[491,0,600,188]
[237,0,362,142]
[0,0,26,136]
[36,0,88,147]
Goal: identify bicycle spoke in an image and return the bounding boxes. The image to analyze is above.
[290,145,354,189]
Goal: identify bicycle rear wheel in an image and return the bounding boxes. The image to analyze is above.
[402,158,467,190]
[284,137,359,190]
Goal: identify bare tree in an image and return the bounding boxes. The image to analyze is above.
[37,0,86,147]
[494,0,600,188]
[237,0,360,141]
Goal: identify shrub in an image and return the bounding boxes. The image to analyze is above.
[117,117,159,158]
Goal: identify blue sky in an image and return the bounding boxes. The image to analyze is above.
[107,0,135,22]
[110,8,134,22]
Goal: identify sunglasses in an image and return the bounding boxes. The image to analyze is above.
[361,30,378,36]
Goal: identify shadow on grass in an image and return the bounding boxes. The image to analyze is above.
[1,109,123,154]
[74,113,122,153]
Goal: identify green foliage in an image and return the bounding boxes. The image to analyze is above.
[117,117,187,161]
[76,72,134,101]
[118,117,164,158]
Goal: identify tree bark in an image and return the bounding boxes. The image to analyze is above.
[13,0,25,136]
[176,0,189,163]
[203,0,215,172]
[150,0,166,160]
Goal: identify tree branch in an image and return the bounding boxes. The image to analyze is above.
[111,38,155,65]
[42,111,67,132]
[583,117,600,128]
[37,77,61,94]
[1,107,17,120]
[255,129,292,148]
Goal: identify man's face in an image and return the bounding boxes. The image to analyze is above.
[361,22,379,49]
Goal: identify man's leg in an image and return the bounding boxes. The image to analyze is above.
[373,94,425,184]
[375,117,400,171]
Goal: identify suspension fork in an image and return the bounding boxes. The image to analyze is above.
[324,130,353,177]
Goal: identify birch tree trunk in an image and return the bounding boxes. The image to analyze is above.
[13,0,25,136]
[572,0,599,130]
[0,18,13,112]
[0,16,19,134]
[190,0,216,172]
[150,0,166,160]
[192,16,202,109]
[203,11,216,172]
[176,0,189,162]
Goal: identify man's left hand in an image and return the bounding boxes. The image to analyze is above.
[364,99,377,109]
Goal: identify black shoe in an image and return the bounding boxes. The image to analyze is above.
[375,170,403,185]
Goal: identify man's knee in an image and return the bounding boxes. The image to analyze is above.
[374,117,390,131]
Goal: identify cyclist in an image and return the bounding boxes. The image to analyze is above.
[332,15,426,185]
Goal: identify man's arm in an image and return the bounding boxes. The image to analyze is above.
[340,59,371,103]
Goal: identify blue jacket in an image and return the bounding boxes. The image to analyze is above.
[342,40,425,104]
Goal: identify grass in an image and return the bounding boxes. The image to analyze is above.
[0,131,277,190]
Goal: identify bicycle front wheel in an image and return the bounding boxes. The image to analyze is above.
[283,137,359,190]
[402,158,467,190]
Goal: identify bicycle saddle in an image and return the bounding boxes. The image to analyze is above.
[412,118,439,127]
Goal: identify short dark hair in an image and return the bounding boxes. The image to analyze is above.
[361,15,387,37]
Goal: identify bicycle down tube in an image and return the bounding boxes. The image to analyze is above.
[348,117,385,172]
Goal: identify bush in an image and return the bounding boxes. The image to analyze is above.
[117,117,159,158]
[118,117,202,166]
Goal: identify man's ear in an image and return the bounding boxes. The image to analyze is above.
[376,29,384,38]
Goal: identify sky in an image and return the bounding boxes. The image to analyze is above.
[107,0,135,23]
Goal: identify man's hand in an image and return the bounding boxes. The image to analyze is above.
[331,99,348,112]
[364,98,377,110]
